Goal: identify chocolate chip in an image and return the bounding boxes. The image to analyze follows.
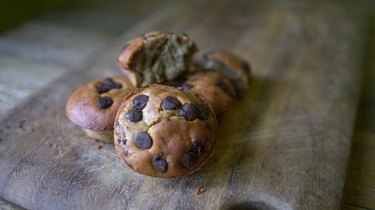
[104,78,122,89]
[242,61,251,74]
[180,103,198,121]
[133,95,149,110]
[95,78,122,94]
[103,77,114,84]
[117,139,121,145]
[134,132,152,149]
[162,96,182,110]
[180,83,193,90]
[216,79,234,98]
[125,110,142,122]
[152,153,168,172]
[181,141,205,168]
[97,96,113,109]
[181,150,199,168]
[196,104,209,120]
[123,150,128,156]
[95,85,110,94]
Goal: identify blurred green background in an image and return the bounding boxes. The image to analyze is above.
[0,0,78,33]
[1,0,374,34]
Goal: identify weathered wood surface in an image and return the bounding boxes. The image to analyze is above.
[0,0,368,209]
[343,15,375,210]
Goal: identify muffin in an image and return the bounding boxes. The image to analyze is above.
[118,31,198,86]
[193,50,252,92]
[175,71,237,116]
[114,84,217,177]
[66,77,135,143]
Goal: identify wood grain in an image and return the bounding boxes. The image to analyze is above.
[0,54,66,119]
[0,0,368,209]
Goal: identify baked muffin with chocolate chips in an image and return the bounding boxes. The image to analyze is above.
[193,50,252,92]
[176,71,237,116]
[114,84,217,178]
[118,31,198,86]
[66,77,135,143]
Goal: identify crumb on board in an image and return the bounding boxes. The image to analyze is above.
[18,120,26,130]
[49,143,60,148]
[196,187,205,195]
[49,143,62,157]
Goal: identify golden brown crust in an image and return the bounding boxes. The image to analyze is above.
[65,77,135,131]
[83,129,114,143]
[114,84,217,178]
[118,36,145,70]
[183,71,237,116]
[193,50,252,92]
[118,36,144,86]
[118,67,139,87]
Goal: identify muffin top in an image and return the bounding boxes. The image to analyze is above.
[66,77,135,131]
[193,49,251,92]
[114,84,217,178]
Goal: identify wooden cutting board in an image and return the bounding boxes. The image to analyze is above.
[0,0,367,209]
